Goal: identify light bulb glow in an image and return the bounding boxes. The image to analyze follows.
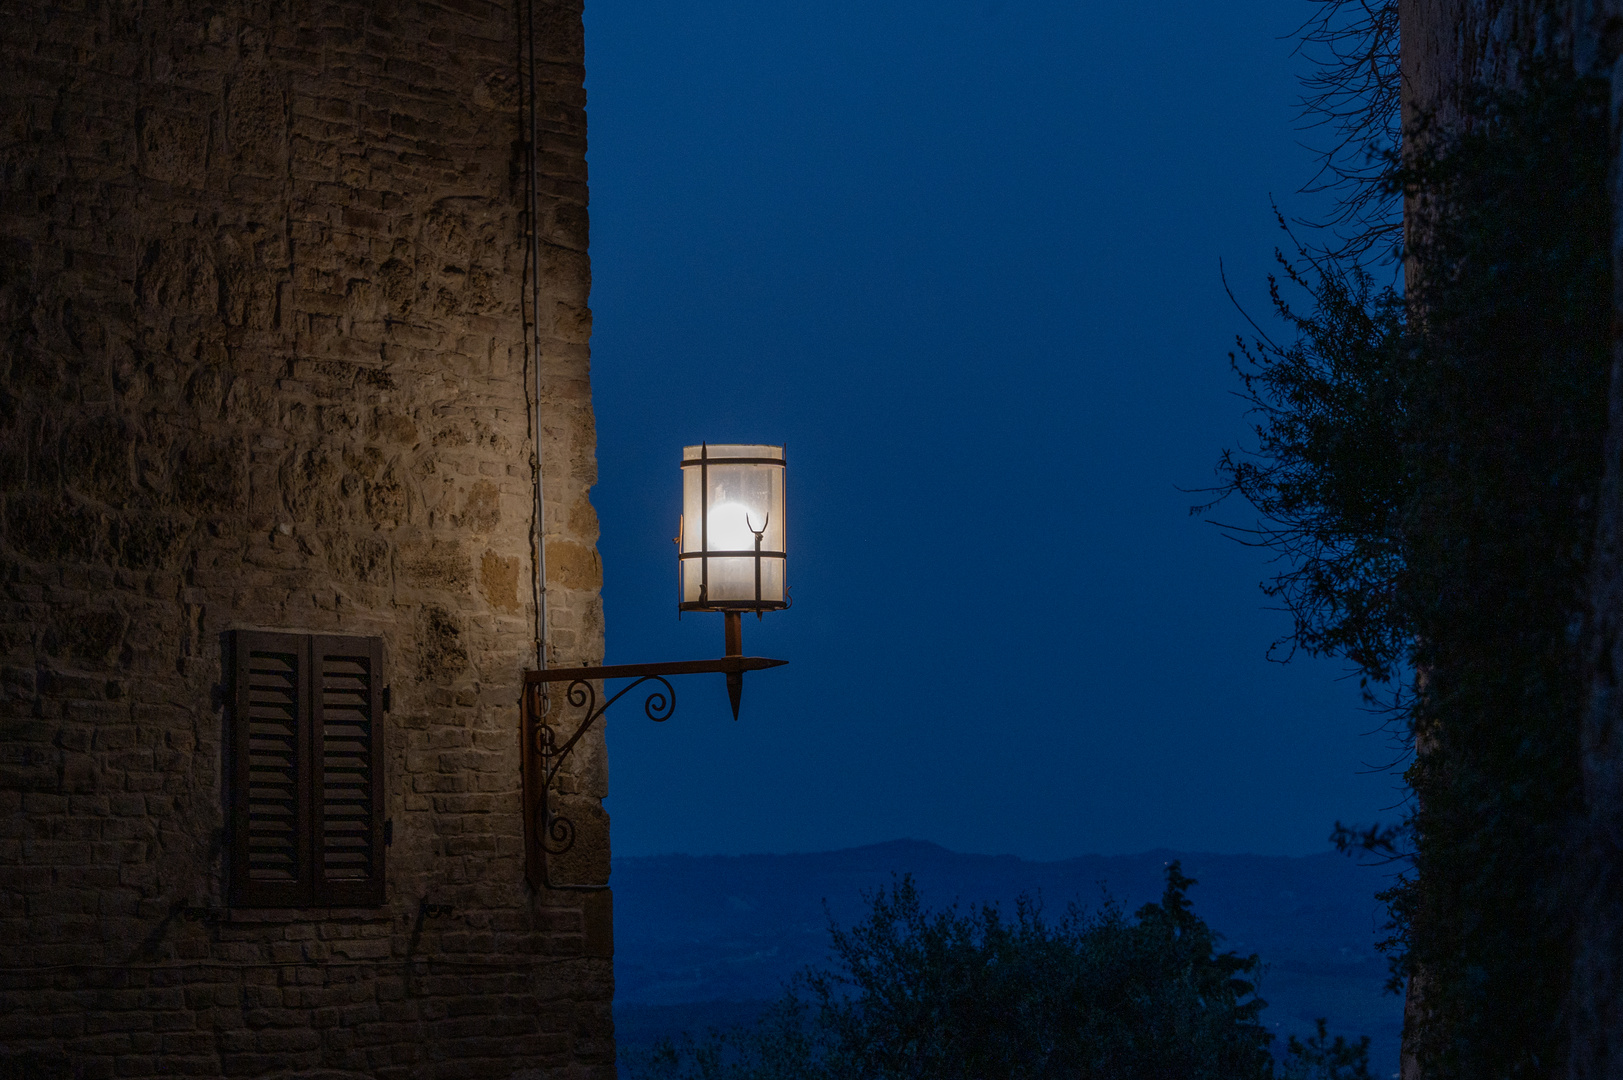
[706,501,765,552]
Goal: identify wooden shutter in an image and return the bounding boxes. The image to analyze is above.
[229,631,313,907]
[229,631,385,908]
[311,636,385,906]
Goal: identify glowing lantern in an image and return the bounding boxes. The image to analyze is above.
[679,444,787,613]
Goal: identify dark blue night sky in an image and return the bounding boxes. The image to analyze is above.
[581,0,1401,859]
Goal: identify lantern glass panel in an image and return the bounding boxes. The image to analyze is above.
[680,444,786,610]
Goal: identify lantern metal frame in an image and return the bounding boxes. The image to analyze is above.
[678,443,789,614]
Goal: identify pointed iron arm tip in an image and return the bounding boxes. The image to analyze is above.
[524,655,788,683]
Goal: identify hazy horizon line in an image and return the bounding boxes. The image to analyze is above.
[611,837,1357,863]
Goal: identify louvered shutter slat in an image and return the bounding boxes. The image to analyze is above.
[229,633,314,907]
[245,650,300,882]
[312,641,385,905]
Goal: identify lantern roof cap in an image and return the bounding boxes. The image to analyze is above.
[682,443,784,462]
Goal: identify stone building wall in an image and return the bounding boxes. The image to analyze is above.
[1399,0,1592,129]
[0,1,611,1077]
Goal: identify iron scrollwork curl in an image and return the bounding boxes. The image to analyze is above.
[523,654,786,890]
[536,675,676,857]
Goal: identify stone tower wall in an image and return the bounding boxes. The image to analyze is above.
[0,1,611,1077]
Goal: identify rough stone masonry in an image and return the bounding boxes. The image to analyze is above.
[0,1,612,1076]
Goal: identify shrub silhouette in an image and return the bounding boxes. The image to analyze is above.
[628,862,1368,1080]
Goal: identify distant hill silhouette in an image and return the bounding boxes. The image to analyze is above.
[612,840,1404,1077]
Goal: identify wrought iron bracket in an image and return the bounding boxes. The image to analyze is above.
[520,655,787,891]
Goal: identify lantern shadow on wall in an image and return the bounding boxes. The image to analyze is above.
[522,444,790,890]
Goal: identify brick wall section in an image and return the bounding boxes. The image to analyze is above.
[0,1,611,1077]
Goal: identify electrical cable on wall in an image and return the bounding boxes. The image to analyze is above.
[521,0,606,894]
[523,0,548,679]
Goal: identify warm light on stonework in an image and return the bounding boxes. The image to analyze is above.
[679,444,788,611]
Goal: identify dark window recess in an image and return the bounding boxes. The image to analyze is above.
[228,631,386,907]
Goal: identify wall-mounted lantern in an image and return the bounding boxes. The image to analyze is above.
[679,443,787,718]
[522,443,790,890]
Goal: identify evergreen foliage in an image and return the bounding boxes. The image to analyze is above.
[1207,248,1408,686]
[626,864,1367,1080]
[1280,1020,1374,1080]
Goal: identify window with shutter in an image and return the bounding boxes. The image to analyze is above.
[228,631,386,908]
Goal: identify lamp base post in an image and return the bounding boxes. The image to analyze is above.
[724,611,743,719]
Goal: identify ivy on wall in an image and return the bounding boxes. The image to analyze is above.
[1210,59,1612,1080]
[1399,69,1611,1079]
